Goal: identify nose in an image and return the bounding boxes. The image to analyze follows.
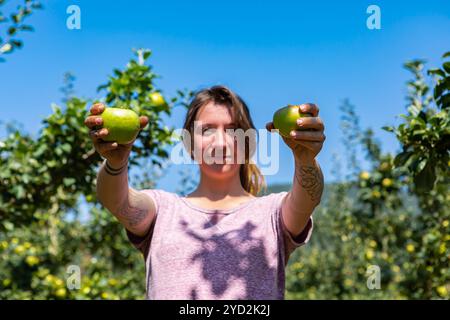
[211,129,229,157]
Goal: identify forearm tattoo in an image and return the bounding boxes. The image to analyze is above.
[295,165,324,202]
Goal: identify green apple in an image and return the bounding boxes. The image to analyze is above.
[149,92,166,108]
[101,108,140,144]
[273,104,310,137]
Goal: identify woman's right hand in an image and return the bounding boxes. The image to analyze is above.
[84,103,148,168]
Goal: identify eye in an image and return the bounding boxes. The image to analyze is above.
[225,128,237,136]
[202,127,215,136]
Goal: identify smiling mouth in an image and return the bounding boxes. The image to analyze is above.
[208,156,233,164]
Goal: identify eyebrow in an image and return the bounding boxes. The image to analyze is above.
[200,122,237,127]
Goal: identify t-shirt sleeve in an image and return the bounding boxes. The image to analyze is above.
[271,192,314,266]
[125,189,161,257]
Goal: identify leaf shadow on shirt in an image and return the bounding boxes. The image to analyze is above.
[178,214,280,300]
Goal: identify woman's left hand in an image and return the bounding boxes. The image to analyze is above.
[266,103,325,161]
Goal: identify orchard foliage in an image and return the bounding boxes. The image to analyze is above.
[286,54,449,300]
[0,49,189,299]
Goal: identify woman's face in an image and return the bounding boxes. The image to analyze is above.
[191,102,243,180]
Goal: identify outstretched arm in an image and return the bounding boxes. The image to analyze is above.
[84,102,154,237]
[267,103,325,237]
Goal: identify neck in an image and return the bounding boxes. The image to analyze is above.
[190,169,250,200]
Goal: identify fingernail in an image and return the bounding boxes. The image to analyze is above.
[96,118,102,125]
[290,131,296,136]
[112,142,118,147]
[297,119,303,125]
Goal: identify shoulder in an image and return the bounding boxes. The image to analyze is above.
[256,191,288,209]
[139,189,180,209]
[244,191,288,218]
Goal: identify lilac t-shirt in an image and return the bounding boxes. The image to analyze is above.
[126,189,313,300]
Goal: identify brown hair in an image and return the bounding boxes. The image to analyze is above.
[182,85,266,196]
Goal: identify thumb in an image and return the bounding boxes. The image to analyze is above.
[139,116,149,129]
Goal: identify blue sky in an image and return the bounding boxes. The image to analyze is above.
[1,0,449,193]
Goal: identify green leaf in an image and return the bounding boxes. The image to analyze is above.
[11,14,21,23]
[443,62,450,74]
[143,50,151,60]
[7,26,17,36]
[407,104,421,117]
[3,221,14,231]
[437,93,450,109]
[10,40,22,48]
[427,68,445,78]
[443,77,450,90]
[22,174,30,184]
[404,60,425,72]
[394,151,412,167]
[16,185,25,199]
[443,51,450,59]
[97,84,108,92]
[61,143,72,153]
[434,83,445,100]
[414,161,436,193]
[382,126,394,132]
[416,158,427,172]
[412,129,426,136]
[418,111,427,122]
[63,177,76,187]
[20,25,34,31]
